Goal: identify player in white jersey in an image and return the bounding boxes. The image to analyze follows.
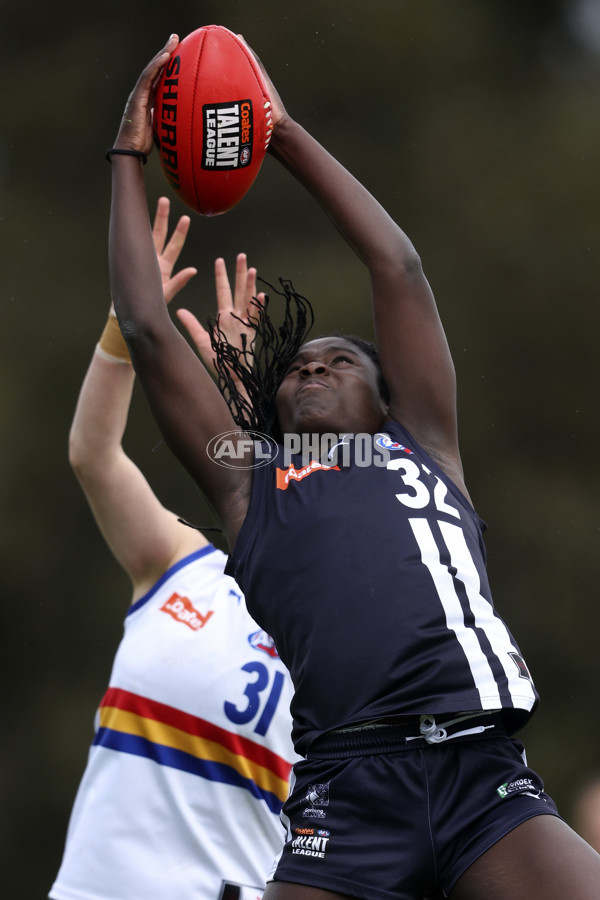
[49,199,295,900]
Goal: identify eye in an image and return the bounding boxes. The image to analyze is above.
[331,354,354,365]
[284,362,301,376]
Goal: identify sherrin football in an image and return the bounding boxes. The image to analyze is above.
[153,26,273,215]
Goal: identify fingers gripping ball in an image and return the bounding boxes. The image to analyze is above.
[153,26,273,216]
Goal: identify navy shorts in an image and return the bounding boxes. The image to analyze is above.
[270,716,560,900]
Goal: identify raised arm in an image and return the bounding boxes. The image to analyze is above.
[260,57,465,492]
[69,201,205,601]
[107,37,253,547]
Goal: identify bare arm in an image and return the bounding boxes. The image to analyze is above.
[107,37,252,548]
[69,202,204,601]
[69,353,206,601]
[262,61,466,494]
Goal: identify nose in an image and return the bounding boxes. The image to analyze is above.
[299,360,328,377]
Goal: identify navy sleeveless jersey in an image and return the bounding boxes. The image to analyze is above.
[226,421,538,756]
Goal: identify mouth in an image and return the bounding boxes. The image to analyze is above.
[297,380,330,395]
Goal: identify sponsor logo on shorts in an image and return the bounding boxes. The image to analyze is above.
[291,831,332,859]
[306,783,330,806]
[302,807,326,819]
[202,100,253,169]
[301,782,330,819]
[496,778,543,800]
[160,592,213,630]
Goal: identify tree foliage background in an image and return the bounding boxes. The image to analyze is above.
[1,0,599,894]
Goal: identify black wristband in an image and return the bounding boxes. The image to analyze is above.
[105,148,148,165]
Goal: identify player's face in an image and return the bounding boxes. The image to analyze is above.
[275,337,389,437]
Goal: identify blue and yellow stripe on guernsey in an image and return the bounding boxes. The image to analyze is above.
[94,687,291,814]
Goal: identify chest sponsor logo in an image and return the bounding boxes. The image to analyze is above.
[203,101,253,169]
[160,592,214,631]
[276,459,340,490]
[248,629,280,659]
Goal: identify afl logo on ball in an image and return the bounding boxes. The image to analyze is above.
[203,100,254,170]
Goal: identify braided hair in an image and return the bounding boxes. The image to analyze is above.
[208,277,314,439]
[209,278,389,440]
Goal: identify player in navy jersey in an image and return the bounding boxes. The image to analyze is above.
[104,34,600,900]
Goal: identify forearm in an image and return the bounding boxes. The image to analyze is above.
[107,153,246,531]
[108,157,177,353]
[269,117,419,275]
[68,350,135,480]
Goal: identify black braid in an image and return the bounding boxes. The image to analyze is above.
[208,277,314,439]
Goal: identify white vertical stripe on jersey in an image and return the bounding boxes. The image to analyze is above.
[269,767,295,881]
[438,520,536,709]
[409,517,502,708]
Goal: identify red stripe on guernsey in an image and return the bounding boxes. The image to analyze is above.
[100,687,290,782]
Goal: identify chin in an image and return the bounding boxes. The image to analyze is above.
[281,401,332,436]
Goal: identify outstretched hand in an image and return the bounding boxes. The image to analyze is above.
[112,34,179,158]
[152,196,197,302]
[177,253,263,374]
[109,196,195,318]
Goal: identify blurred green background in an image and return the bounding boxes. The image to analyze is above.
[2,0,600,894]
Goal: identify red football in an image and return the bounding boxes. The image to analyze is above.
[153,26,273,216]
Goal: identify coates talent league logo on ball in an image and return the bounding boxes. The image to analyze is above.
[202,101,253,169]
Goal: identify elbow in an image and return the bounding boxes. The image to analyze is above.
[111,311,146,355]
[68,425,87,479]
[111,285,156,342]
[68,423,103,484]
[374,242,426,284]
[392,239,424,276]
[404,245,424,274]
[111,306,173,362]
[68,429,118,492]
